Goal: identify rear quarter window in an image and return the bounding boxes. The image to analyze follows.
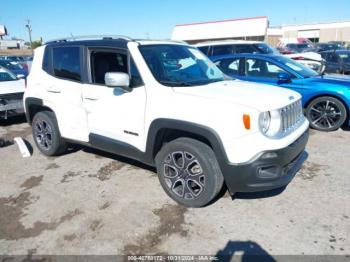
[212,45,233,56]
[233,44,255,54]
[52,46,81,81]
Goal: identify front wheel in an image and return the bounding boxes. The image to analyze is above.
[306,96,347,132]
[155,138,224,207]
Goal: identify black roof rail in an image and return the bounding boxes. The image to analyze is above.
[45,35,133,44]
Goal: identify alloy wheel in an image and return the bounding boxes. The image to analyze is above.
[163,151,205,200]
[309,100,342,130]
[34,119,53,150]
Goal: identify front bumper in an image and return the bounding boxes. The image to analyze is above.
[221,130,309,194]
[0,100,24,119]
[0,93,24,119]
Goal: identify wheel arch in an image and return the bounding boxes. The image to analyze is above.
[145,119,228,165]
[304,93,350,124]
[25,97,55,125]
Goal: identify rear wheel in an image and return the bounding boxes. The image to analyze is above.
[32,111,67,156]
[306,96,347,132]
[155,138,224,207]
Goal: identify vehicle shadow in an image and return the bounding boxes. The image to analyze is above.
[82,146,157,173]
[216,240,276,262]
[0,115,27,126]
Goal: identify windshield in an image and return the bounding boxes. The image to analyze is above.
[274,56,319,77]
[139,44,225,86]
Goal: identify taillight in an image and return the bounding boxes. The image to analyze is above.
[23,63,29,72]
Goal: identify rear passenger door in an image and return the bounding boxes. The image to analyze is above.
[82,47,146,150]
[42,46,89,142]
[243,58,289,85]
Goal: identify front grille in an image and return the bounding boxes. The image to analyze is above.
[280,99,304,134]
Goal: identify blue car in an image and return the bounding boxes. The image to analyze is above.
[212,53,350,132]
[0,60,28,78]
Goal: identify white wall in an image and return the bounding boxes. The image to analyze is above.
[171,17,268,41]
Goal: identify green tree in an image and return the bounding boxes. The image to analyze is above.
[31,39,42,49]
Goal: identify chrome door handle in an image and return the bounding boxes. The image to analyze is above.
[46,86,61,93]
[84,96,99,101]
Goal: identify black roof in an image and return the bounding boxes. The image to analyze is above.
[46,39,129,49]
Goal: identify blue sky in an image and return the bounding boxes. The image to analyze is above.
[1,0,350,42]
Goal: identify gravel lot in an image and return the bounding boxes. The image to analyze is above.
[0,117,349,258]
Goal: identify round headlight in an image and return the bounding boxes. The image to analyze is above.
[259,110,282,137]
[259,111,271,134]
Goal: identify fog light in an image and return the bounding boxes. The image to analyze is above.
[257,166,280,179]
[261,152,278,159]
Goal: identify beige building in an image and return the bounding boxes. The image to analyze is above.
[279,21,350,43]
[171,17,350,47]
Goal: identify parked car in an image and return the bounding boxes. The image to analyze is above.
[195,40,324,73]
[0,66,25,119]
[284,52,325,73]
[320,50,350,75]
[316,43,342,52]
[194,40,278,56]
[24,36,309,207]
[0,55,33,72]
[328,41,346,49]
[212,53,350,132]
[279,43,316,54]
[0,60,28,78]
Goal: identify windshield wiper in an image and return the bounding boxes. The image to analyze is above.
[159,80,192,87]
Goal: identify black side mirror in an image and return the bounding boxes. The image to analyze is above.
[277,72,292,84]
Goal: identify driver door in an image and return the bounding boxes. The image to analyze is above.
[242,58,309,93]
[82,47,146,150]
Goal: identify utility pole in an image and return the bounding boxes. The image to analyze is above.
[25,19,33,54]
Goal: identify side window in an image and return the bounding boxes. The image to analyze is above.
[90,51,128,84]
[246,58,287,78]
[90,51,143,87]
[234,45,255,54]
[42,47,51,73]
[212,45,233,56]
[197,46,209,56]
[53,47,81,81]
[216,58,240,76]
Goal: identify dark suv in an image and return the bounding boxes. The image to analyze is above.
[194,40,277,57]
[320,50,350,74]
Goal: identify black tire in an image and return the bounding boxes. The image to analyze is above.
[155,137,224,208]
[306,96,347,132]
[32,111,67,156]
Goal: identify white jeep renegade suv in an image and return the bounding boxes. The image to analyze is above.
[24,36,309,207]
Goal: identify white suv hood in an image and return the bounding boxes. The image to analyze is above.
[173,80,301,112]
[0,79,25,95]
